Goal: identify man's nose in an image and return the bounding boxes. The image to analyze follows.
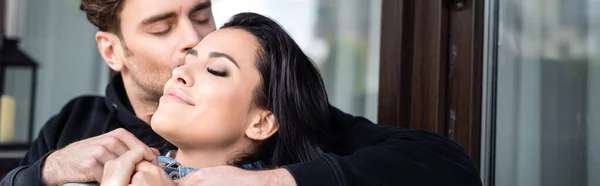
[177,21,201,53]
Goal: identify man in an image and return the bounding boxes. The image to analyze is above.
[1,0,482,185]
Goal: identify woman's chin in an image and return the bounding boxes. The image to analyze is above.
[150,111,176,135]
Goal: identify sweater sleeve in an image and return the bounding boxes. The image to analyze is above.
[282,107,482,186]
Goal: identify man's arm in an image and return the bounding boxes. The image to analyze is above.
[179,107,482,186]
[281,107,482,186]
[1,97,157,186]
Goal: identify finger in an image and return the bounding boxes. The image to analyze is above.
[100,160,134,186]
[131,171,147,186]
[151,148,160,156]
[100,135,130,156]
[95,146,118,165]
[107,128,146,149]
[107,129,157,163]
[92,160,107,184]
[102,148,153,185]
[87,130,131,157]
[135,161,156,173]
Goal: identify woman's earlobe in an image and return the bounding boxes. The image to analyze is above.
[246,112,278,140]
[96,31,123,72]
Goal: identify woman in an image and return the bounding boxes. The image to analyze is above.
[100,12,334,185]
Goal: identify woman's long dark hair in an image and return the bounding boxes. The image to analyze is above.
[221,12,334,166]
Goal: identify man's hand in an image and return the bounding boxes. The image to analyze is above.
[41,128,158,186]
[128,161,175,186]
[175,166,296,186]
[100,149,172,186]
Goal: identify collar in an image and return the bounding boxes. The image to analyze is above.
[158,151,266,180]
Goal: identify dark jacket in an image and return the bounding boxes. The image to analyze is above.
[1,74,482,186]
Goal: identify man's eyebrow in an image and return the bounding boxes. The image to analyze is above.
[141,12,177,26]
[209,52,239,69]
[190,1,212,14]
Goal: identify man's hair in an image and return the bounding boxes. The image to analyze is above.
[80,0,125,35]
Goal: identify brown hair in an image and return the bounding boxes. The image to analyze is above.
[80,0,125,36]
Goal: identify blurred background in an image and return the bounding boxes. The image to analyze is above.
[492,0,600,185]
[0,0,598,185]
[1,0,382,145]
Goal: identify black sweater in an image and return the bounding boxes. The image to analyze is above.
[1,74,482,186]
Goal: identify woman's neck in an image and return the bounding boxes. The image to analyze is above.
[173,140,253,168]
[174,149,236,168]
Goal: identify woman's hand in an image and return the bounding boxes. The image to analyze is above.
[128,161,175,186]
[100,147,160,186]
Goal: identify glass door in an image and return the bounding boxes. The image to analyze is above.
[482,0,600,185]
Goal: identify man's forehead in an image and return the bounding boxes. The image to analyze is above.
[121,0,211,19]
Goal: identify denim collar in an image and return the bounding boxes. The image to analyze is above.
[158,150,266,180]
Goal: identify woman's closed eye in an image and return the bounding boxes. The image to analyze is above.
[207,67,228,77]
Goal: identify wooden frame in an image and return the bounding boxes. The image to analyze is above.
[378,0,484,166]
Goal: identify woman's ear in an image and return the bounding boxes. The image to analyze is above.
[246,111,279,141]
[96,31,124,72]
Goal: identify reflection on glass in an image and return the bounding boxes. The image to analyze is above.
[212,0,381,121]
[494,0,599,185]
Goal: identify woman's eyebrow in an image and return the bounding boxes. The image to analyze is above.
[187,49,198,57]
[209,51,239,69]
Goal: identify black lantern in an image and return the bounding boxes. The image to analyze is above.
[0,37,38,150]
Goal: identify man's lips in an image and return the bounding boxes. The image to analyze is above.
[162,88,195,106]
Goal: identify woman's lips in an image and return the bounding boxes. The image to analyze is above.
[162,87,195,106]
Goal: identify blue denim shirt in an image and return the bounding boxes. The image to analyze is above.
[158,151,266,180]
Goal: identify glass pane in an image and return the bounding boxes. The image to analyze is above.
[212,0,381,121]
[1,68,33,145]
[492,0,599,185]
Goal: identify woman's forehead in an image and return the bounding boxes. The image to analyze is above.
[194,28,259,65]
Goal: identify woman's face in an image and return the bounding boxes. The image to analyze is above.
[151,28,264,150]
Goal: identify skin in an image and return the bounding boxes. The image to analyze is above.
[152,28,280,168]
[41,0,296,185]
[97,0,216,123]
[104,28,282,185]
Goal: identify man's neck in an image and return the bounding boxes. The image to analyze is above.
[122,76,159,124]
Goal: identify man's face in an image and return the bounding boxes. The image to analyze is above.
[117,0,216,101]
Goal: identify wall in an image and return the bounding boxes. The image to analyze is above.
[4,0,107,141]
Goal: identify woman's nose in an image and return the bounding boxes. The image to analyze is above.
[171,66,194,87]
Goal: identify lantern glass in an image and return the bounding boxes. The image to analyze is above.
[1,67,34,145]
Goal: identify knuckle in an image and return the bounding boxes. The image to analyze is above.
[91,146,106,157]
[135,146,148,154]
[81,158,97,170]
[103,136,119,146]
[117,128,134,137]
[112,128,126,134]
